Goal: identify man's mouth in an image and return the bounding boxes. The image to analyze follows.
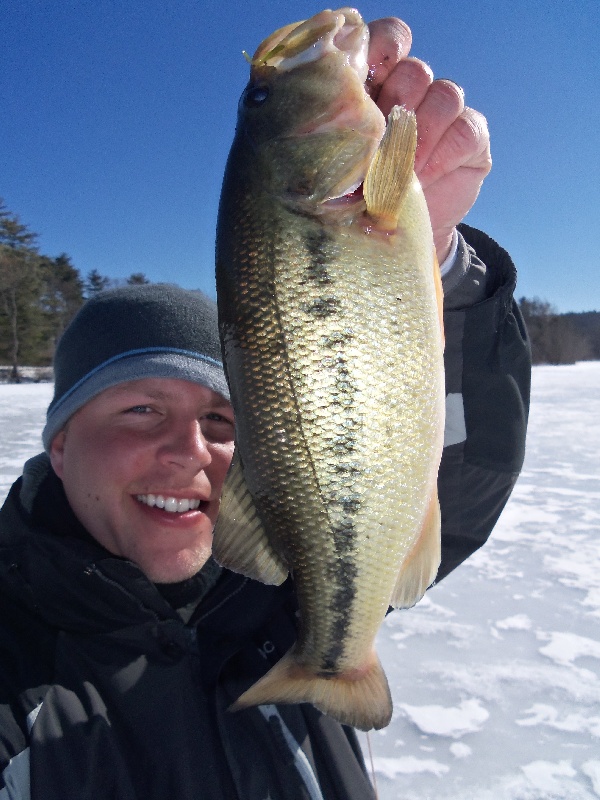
[136,494,206,514]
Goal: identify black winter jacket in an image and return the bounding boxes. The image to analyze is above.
[0,226,531,799]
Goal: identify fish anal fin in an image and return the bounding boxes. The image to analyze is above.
[212,449,288,585]
[390,491,442,609]
[231,647,393,732]
[363,105,417,231]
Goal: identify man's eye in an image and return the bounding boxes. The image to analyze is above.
[202,412,235,442]
[206,412,236,427]
[206,413,227,422]
[126,405,153,414]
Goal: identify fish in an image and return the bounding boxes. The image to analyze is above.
[213,7,445,732]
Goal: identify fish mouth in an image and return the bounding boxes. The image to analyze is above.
[321,180,365,209]
[251,7,370,84]
[251,8,383,214]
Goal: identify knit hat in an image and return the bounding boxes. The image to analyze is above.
[42,283,229,451]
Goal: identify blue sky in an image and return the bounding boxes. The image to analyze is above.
[1,0,598,313]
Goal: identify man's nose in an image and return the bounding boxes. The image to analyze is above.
[157,419,211,471]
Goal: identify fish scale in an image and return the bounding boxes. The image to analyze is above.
[213,7,444,731]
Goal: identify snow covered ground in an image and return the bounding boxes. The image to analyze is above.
[368,362,600,800]
[1,363,599,799]
[0,381,53,500]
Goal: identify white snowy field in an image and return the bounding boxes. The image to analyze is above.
[368,362,600,800]
[0,381,54,499]
[0,363,599,799]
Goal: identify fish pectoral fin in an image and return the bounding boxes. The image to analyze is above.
[390,490,442,609]
[212,449,289,585]
[363,105,418,231]
[230,647,393,732]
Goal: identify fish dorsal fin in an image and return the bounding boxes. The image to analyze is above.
[212,449,289,585]
[363,105,417,231]
[390,490,441,609]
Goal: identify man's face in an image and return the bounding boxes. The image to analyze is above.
[50,377,235,583]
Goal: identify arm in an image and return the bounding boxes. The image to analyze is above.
[367,19,531,580]
[438,224,531,579]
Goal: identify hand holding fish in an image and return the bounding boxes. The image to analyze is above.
[367,17,492,262]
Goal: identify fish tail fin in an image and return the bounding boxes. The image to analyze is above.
[230,648,393,731]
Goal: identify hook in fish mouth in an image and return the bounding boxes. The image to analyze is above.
[250,8,370,84]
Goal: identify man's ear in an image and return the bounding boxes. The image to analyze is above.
[49,429,67,479]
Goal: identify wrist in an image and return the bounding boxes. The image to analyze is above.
[438,228,459,277]
[434,227,456,266]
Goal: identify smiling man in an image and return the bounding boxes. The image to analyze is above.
[49,375,234,583]
[42,286,235,579]
[0,15,531,800]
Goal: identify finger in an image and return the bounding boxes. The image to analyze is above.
[375,57,433,118]
[366,17,412,99]
[418,107,492,189]
[412,79,466,174]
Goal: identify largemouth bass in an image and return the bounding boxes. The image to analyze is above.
[213,7,445,732]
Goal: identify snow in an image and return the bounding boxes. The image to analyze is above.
[0,382,53,499]
[398,699,490,739]
[365,361,600,799]
[1,362,599,798]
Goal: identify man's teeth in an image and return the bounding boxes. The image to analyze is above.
[136,494,201,513]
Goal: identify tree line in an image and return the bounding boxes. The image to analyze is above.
[518,298,600,365]
[0,200,150,381]
[1,199,599,380]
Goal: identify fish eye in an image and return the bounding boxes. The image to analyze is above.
[244,84,270,107]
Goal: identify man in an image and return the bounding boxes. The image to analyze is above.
[0,18,530,800]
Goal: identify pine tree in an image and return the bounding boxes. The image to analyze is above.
[38,253,85,360]
[84,268,112,297]
[126,272,150,285]
[0,200,44,381]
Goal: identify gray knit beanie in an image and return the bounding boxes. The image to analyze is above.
[42,283,229,451]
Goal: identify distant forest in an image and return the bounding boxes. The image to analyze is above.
[0,199,151,381]
[519,299,600,366]
[1,199,599,381]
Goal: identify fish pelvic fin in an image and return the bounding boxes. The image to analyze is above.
[363,105,417,231]
[390,490,442,609]
[230,647,393,731]
[212,449,289,585]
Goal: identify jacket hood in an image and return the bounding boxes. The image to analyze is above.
[0,454,286,641]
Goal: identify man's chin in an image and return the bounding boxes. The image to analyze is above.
[137,545,214,584]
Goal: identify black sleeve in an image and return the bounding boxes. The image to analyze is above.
[436,224,531,581]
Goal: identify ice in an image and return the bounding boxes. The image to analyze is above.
[582,761,600,795]
[371,756,449,780]
[367,362,600,799]
[399,699,489,738]
[516,704,600,738]
[538,631,600,675]
[496,614,533,631]
[0,382,53,499]
[449,742,472,759]
[1,362,600,799]
[521,760,577,793]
